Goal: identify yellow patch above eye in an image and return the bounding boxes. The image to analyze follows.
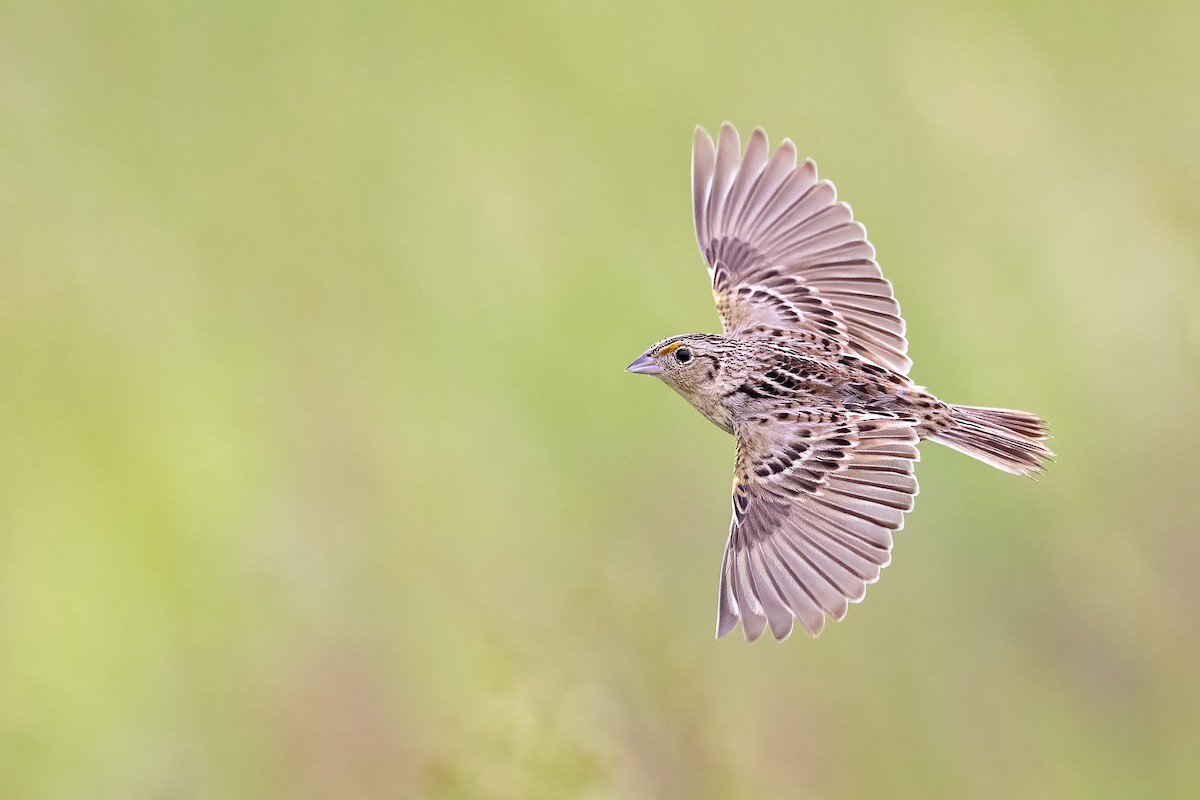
[656,342,683,357]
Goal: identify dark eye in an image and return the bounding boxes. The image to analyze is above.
[675,348,693,364]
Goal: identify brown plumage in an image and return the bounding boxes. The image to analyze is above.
[627,123,1053,641]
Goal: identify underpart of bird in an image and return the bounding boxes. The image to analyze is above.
[627,123,1053,641]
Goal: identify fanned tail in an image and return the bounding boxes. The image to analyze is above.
[930,405,1053,476]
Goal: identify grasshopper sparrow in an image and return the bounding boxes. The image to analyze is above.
[628,124,1052,641]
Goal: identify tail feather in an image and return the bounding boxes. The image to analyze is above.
[930,405,1053,476]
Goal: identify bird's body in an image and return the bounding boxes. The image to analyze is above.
[646,333,948,436]
[628,124,1052,641]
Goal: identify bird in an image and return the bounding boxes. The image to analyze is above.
[627,123,1053,641]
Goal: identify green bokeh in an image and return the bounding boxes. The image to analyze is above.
[3,1,1199,797]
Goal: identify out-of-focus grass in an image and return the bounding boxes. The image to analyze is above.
[2,1,1198,797]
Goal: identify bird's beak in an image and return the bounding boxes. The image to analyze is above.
[626,352,664,375]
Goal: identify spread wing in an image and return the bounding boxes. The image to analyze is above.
[719,414,920,640]
[693,123,911,375]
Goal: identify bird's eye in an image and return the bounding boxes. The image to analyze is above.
[675,348,693,364]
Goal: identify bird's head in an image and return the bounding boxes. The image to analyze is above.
[626,334,729,399]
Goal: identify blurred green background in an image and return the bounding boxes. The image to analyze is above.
[4,0,1199,797]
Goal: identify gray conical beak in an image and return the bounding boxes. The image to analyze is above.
[626,353,664,375]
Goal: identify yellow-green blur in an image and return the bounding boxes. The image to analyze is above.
[3,1,1198,797]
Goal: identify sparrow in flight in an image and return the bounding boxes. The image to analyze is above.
[628,124,1052,640]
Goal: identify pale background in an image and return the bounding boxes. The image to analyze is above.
[3,1,1199,797]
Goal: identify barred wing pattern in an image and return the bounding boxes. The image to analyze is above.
[693,124,912,375]
[720,415,920,640]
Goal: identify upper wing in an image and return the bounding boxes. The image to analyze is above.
[693,123,911,375]
[719,414,920,640]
